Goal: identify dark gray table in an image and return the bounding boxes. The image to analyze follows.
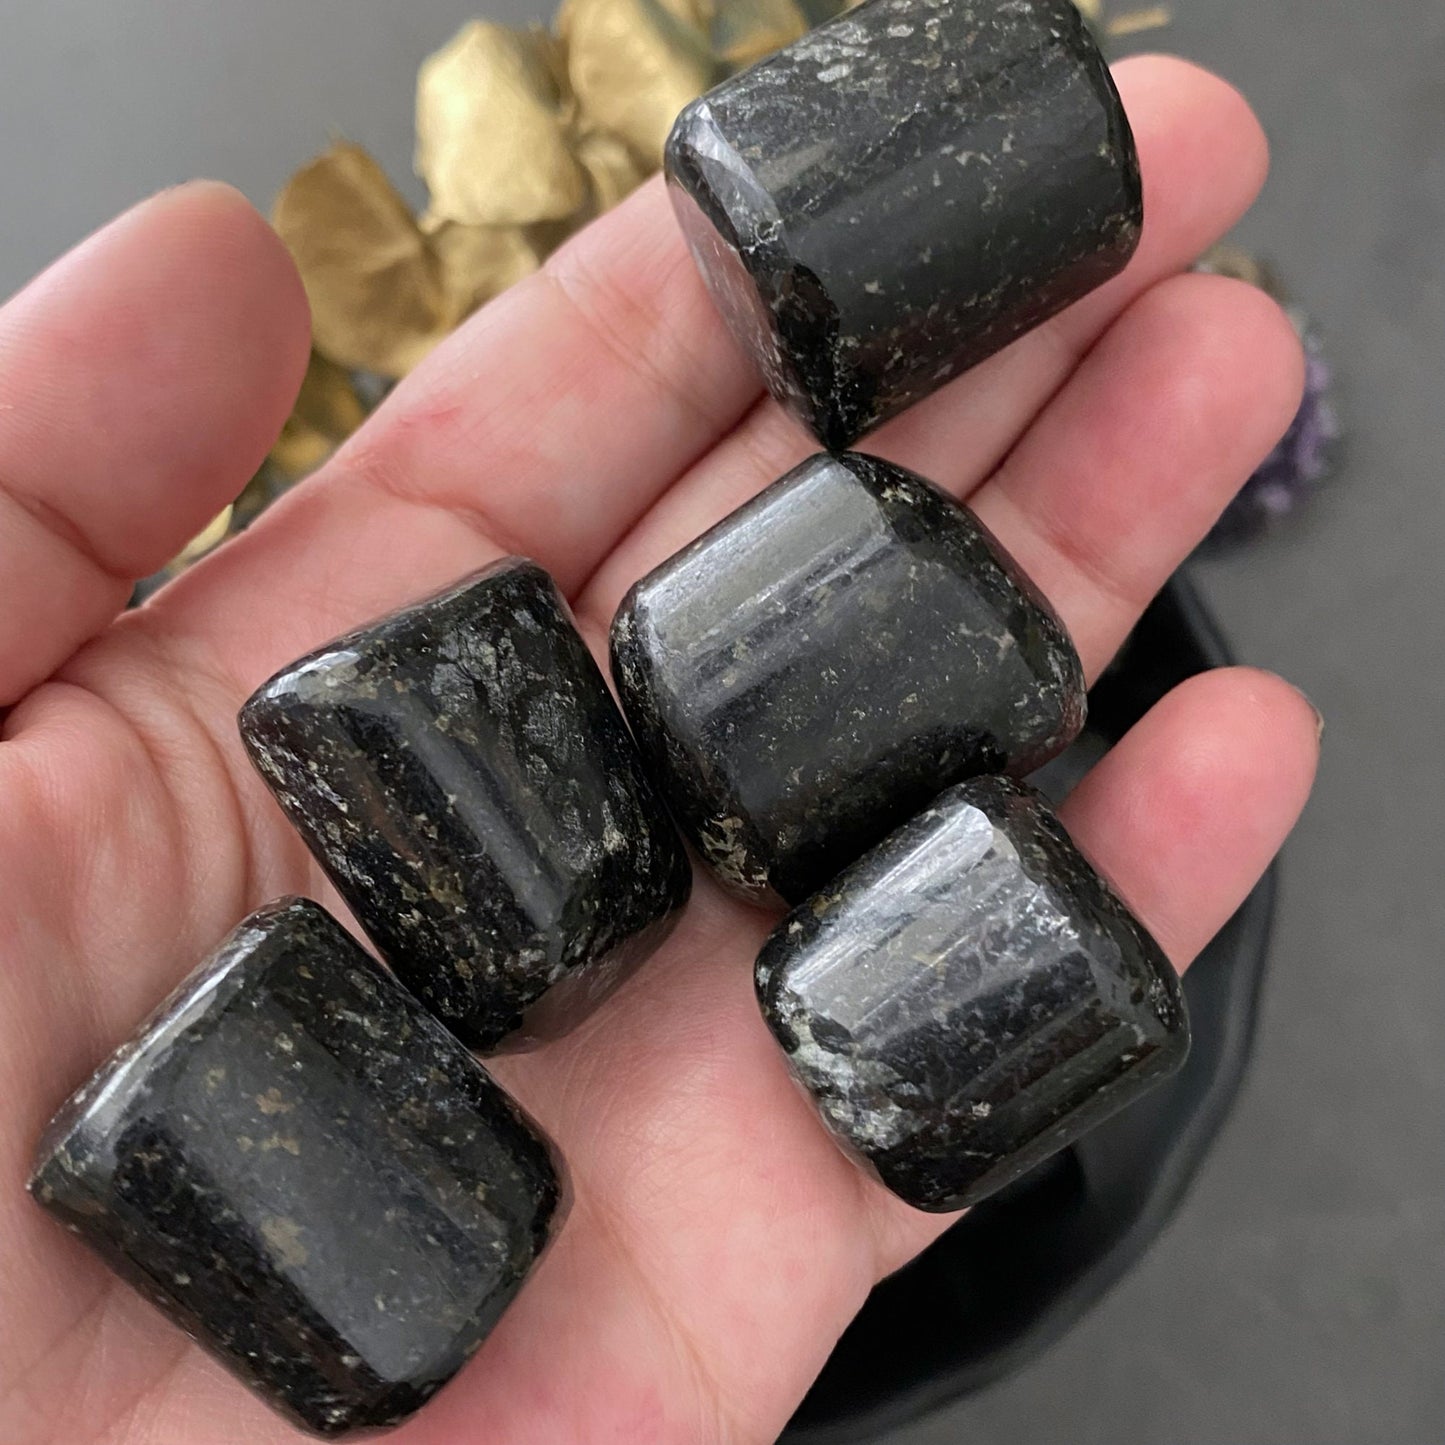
[2,2,1441,1441]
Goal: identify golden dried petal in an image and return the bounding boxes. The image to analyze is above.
[574,130,649,212]
[293,351,369,437]
[560,0,717,168]
[1197,242,1276,294]
[1071,0,1170,33]
[169,504,235,573]
[424,219,542,317]
[657,0,714,26]
[269,352,369,480]
[417,22,587,227]
[232,467,288,529]
[711,0,807,68]
[526,217,587,262]
[1106,5,1170,36]
[270,423,336,481]
[273,142,451,378]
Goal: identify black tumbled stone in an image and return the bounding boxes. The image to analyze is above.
[29,898,565,1439]
[666,0,1142,448]
[610,452,1084,905]
[755,777,1189,1213]
[240,559,691,1052]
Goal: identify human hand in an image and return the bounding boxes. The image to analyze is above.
[0,57,1318,1445]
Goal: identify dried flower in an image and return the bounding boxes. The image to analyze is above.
[1072,0,1171,39]
[270,352,371,481]
[573,130,650,212]
[416,23,586,226]
[273,143,455,379]
[559,0,717,167]
[711,0,808,68]
[423,218,543,318]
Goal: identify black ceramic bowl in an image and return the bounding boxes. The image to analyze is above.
[784,569,1275,1440]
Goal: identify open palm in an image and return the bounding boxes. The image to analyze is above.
[0,57,1318,1445]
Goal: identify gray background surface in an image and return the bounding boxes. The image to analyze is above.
[1,1,1441,1442]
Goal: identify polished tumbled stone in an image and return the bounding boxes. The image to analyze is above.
[666,0,1142,448]
[611,452,1084,905]
[241,559,691,1051]
[30,898,566,1439]
[755,777,1189,1212]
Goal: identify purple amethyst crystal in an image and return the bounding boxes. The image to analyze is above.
[1209,312,1340,546]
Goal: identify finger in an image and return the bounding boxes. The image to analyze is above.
[581,55,1269,613]
[133,54,1265,711]
[967,270,1305,679]
[0,677,1320,1444]
[1062,668,1321,966]
[8,668,1316,1445]
[584,267,1302,691]
[125,167,756,691]
[0,182,310,704]
[428,667,1323,1442]
[322,171,757,595]
[868,664,1321,1268]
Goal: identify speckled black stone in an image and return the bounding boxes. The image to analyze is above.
[240,559,691,1052]
[666,0,1143,448]
[29,898,566,1439]
[610,452,1084,905]
[755,777,1189,1212]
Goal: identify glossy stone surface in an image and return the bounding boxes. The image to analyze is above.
[756,777,1189,1212]
[241,559,691,1052]
[666,0,1142,448]
[29,898,566,1439]
[610,452,1084,905]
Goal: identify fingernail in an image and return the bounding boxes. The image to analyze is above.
[1293,684,1325,743]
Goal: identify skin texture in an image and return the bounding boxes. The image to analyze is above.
[0,56,1318,1445]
